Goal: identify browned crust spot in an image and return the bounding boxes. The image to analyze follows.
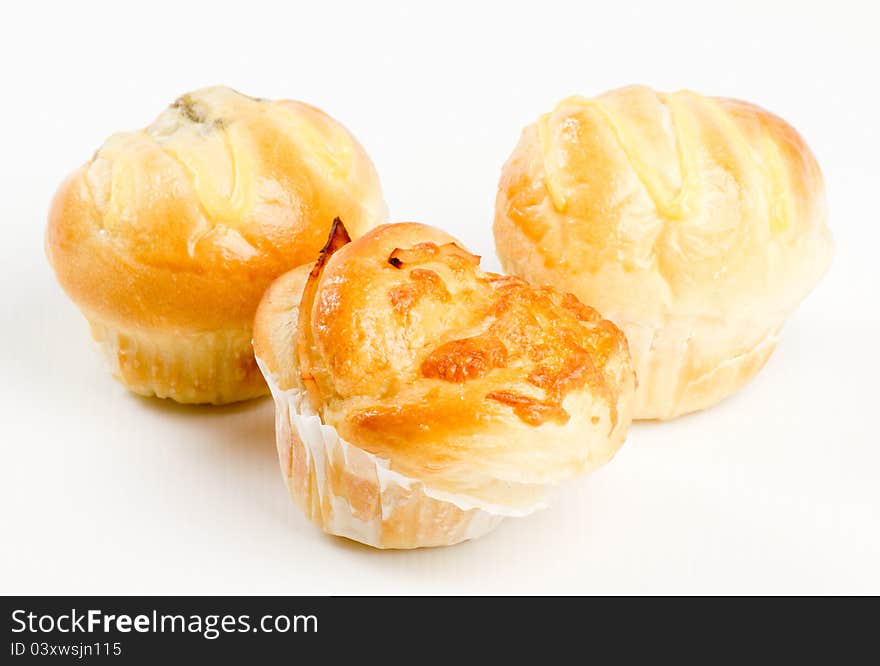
[389,268,451,315]
[172,94,204,123]
[485,391,570,426]
[421,334,508,383]
[561,292,601,323]
[485,280,625,428]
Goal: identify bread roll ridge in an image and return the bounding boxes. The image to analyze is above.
[495,85,832,418]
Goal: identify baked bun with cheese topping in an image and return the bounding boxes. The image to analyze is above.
[46,86,386,404]
[253,220,635,548]
[495,85,832,419]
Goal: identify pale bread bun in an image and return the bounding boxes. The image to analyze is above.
[47,87,386,404]
[495,86,832,419]
[253,221,635,548]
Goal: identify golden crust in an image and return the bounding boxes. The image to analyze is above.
[46,86,386,403]
[255,222,636,514]
[495,85,833,419]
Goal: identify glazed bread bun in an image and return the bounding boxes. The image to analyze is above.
[46,86,386,404]
[495,85,832,419]
[253,220,635,548]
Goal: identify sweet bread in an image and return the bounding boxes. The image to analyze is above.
[494,85,832,419]
[253,220,636,548]
[46,86,386,403]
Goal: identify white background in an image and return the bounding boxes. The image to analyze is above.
[2,0,878,594]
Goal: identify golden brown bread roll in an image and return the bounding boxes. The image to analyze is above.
[46,86,385,404]
[495,86,833,419]
[253,220,636,548]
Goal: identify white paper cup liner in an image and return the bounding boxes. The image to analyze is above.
[256,356,551,548]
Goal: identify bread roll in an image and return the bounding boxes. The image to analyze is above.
[495,86,832,419]
[253,220,635,548]
[46,86,386,404]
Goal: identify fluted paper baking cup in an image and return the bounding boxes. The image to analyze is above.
[256,356,551,549]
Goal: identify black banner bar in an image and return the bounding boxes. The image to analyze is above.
[1,596,872,661]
